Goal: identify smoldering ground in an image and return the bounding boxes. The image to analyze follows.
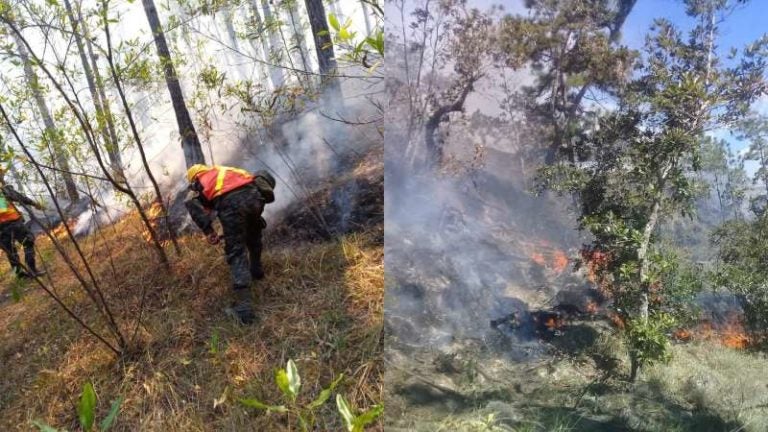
[384,117,588,353]
[37,74,384,238]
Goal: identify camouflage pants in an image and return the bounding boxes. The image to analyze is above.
[217,185,266,291]
[0,219,36,274]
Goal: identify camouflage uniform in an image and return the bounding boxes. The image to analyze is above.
[0,185,41,277]
[185,177,268,323]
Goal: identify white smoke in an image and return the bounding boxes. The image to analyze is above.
[6,0,382,231]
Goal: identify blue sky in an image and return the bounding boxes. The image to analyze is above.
[623,0,768,52]
[622,0,768,174]
[470,0,768,174]
[489,0,768,174]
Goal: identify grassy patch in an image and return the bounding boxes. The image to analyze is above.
[387,324,768,432]
[0,213,383,431]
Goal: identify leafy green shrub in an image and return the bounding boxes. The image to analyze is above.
[239,359,382,431]
[336,394,383,432]
[625,313,675,380]
[33,381,123,432]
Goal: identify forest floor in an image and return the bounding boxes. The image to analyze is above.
[0,152,383,431]
[385,317,768,432]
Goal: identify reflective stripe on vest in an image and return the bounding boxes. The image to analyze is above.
[197,166,254,201]
[0,195,21,223]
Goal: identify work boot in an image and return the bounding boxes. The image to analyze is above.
[225,288,256,325]
[250,262,265,280]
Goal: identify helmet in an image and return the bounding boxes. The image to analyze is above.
[253,170,276,189]
[186,164,209,183]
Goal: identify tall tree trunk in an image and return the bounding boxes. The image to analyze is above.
[80,5,124,182]
[424,77,478,169]
[544,0,638,165]
[286,3,311,75]
[141,0,205,167]
[636,162,672,322]
[304,0,341,93]
[13,33,80,203]
[63,0,125,181]
[249,1,278,89]
[261,0,287,87]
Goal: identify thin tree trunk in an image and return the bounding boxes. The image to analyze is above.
[5,15,170,268]
[103,3,181,255]
[424,77,479,169]
[636,162,672,321]
[249,1,278,88]
[63,0,125,181]
[80,4,124,181]
[14,33,80,203]
[286,2,311,75]
[545,0,638,165]
[141,0,205,167]
[0,102,125,355]
[304,0,341,94]
[261,0,287,87]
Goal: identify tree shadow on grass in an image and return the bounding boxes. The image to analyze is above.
[517,391,744,432]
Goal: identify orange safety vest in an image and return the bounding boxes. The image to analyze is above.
[0,193,21,224]
[196,166,255,201]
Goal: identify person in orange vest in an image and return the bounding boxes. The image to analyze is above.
[185,164,275,324]
[0,173,46,278]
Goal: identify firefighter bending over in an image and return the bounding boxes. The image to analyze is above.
[185,164,276,324]
[0,169,46,278]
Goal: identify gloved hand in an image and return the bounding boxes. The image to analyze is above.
[207,232,221,245]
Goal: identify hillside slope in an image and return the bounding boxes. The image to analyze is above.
[0,151,383,431]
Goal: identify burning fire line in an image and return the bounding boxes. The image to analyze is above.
[47,218,78,241]
[673,313,751,349]
[142,201,169,245]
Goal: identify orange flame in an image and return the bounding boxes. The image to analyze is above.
[531,252,546,266]
[523,240,570,275]
[675,313,751,349]
[49,218,77,241]
[585,300,599,315]
[719,314,751,349]
[553,250,569,273]
[582,249,610,284]
[544,317,557,329]
[142,201,168,245]
[673,328,692,341]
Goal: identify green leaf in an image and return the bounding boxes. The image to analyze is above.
[328,13,340,31]
[275,368,294,402]
[309,374,344,409]
[239,398,288,412]
[353,404,384,430]
[99,396,123,431]
[208,330,219,354]
[77,382,97,432]
[336,394,355,431]
[308,388,333,410]
[286,359,301,399]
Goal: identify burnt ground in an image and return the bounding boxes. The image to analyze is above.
[384,160,768,431]
[265,145,384,243]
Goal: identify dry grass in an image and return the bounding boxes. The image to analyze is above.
[0,212,383,431]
